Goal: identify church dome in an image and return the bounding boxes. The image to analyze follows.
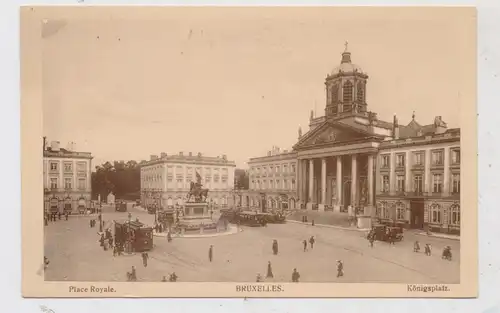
[330,45,365,76]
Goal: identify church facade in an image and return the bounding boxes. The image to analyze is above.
[244,47,461,234]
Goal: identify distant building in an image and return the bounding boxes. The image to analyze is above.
[43,140,93,214]
[243,46,461,234]
[139,152,236,209]
[107,192,115,205]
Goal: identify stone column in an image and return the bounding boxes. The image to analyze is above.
[405,151,411,193]
[443,147,450,196]
[302,160,308,206]
[336,156,342,212]
[351,154,357,206]
[320,158,327,210]
[389,152,396,195]
[424,149,431,194]
[367,154,374,216]
[297,159,302,203]
[308,159,315,209]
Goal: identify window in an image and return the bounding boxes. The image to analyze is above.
[64,162,73,172]
[50,162,58,171]
[77,162,86,172]
[381,155,390,168]
[396,202,406,220]
[64,178,72,190]
[330,84,339,103]
[283,179,288,189]
[291,179,296,190]
[396,154,405,167]
[343,81,353,102]
[276,180,281,189]
[413,174,423,193]
[396,175,405,192]
[432,174,442,193]
[291,164,296,173]
[283,164,288,173]
[78,178,86,190]
[356,82,365,102]
[381,175,390,192]
[452,173,460,193]
[50,178,58,189]
[414,152,423,166]
[432,150,443,165]
[270,180,275,189]
[263,180,267,190]
[378,202,390,219]
[430,204,441,223]
[449,204,460,225]
[275,165,280,173]
[269,166,273,174]
[451,149,460,164]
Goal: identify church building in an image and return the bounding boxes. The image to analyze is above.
[245,45,461,234]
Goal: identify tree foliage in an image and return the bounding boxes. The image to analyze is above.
[234,168,249,190]
[91,160,141,201]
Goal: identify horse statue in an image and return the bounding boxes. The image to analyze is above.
[186,172,209,202]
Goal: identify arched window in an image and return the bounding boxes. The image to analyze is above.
[396,202,406,220]
[343,81,353,102]
[331,83,339,103]
[376,201,388,218]
[449,204,460,225]
[356,81,365,102]
[430,203,441,223]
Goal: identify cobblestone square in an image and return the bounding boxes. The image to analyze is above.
[44,206,459,283]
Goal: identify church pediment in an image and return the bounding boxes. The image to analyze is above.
[294,122,374,150]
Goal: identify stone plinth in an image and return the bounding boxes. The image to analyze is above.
[179,202,215,233]
[357,216,372,229]
[183,202,209,218]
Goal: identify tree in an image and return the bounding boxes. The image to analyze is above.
[234,168,249,190]
[91,160,141,201]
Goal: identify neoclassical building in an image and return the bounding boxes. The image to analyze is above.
[43,140,93,214]
[139,152,236,209]
[244,46,461,234]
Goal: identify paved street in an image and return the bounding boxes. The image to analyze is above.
[44,205,459,283]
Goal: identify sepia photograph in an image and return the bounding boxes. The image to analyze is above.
[21,6,477,297]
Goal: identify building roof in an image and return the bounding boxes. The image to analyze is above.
[43,147,93,159]
[140,153,236,168]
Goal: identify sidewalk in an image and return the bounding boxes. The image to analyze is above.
[286,219,370,233]
[415,231,460,241]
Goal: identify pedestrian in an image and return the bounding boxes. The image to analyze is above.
[312,219,315,226]
[128,266,137,281]
[58,212,61,220]
[142,252,149,267]
[159,223,163,233]
[369,234,374,248]
[65,212,69,220]
[44,256,50,270]
[309,236,315,249]
[267,261,274,278]
[291,268,300,282]
[167,231,172,242]
[425,243,432,256]
[169,272,178,282]
[113,244,118,257]
[336,260,344,278]
[155,224,159,233]
[256,273,262,282]
[414,241,421,253]
[303,239,308,252]
[109,236,114,247]
[99,234,105,247]
[44,215,48,226]
[208,245,213,262]
[272,239,279,255]
[103,238,108,251]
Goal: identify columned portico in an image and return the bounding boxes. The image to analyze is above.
[336,156,342,212]
[307,159,315,209]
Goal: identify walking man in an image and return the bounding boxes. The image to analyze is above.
[336,260,344,278]
[266,261,274,278]
[208,245,214,262]
[142,252,149,267]
[303,239,308,252]
[272,239,279,255]
[292,268,300,282]
[309,236,315,249]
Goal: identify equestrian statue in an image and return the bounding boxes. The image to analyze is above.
[187,171,209,203]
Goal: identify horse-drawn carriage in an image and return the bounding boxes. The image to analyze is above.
[368,224,404,242]
[114,220,153,252]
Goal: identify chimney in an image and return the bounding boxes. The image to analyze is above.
[179,152,183,156]
[222,154,227,160]
[51,141,60,151]
[150,155,158,161]
[393,114,400,139]
[43,136,47,151]
[189,152,192,157]
[161,152,167,158]
[267,151,272,156]
[197,152,202,157]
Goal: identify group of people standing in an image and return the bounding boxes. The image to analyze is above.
[44,211,69,225]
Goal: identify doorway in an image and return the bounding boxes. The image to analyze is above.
[410,200,425,229]
[342,180,351,212]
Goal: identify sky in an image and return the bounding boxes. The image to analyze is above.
[41,8,470,169]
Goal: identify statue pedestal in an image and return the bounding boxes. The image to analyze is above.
[179,202,215,233]
[357,216,372,229]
